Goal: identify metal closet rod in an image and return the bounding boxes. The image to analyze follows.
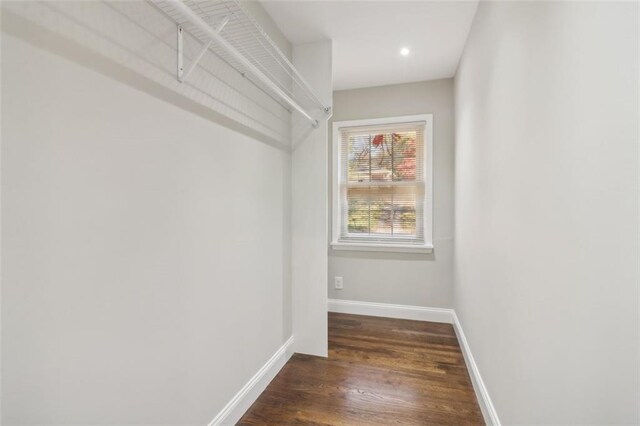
[168,0,325,128]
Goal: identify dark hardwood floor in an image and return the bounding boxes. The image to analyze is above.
[238,313,484,425]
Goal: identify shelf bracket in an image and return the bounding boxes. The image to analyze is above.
[177,16,230,83]
[169,0,322,128]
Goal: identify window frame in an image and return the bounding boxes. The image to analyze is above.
[331,114,434,254]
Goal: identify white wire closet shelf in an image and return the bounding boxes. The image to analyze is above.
[153,0,330,127]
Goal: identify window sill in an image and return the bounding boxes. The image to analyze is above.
[330,241,434,254]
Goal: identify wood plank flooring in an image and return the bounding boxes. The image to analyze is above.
[238,313,484,425]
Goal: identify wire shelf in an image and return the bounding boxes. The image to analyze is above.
[152,0,328,124]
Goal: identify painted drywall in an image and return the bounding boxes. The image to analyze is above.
[454,1,639,424]
[328,79,454,308]
[1,3,294,424]
[292,40,332,357]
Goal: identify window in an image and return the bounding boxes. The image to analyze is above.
[331,115,433,253]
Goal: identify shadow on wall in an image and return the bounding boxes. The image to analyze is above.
[2,1,291,151]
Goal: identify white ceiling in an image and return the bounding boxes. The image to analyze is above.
[260,1,479,90]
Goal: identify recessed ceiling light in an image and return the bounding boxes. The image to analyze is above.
[400,47,410,56]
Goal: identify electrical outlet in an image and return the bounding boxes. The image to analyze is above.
[334,276,344,290]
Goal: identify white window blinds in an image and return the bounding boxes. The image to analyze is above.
[337,120,427,245]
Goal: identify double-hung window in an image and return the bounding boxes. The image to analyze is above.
[331,115,433,253]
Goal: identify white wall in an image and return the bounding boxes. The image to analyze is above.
[1,2,294,424]
[454,1,639,424]
[328,80,455,308]
[291,40,332,357]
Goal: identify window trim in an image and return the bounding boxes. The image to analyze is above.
[331,114,434,254]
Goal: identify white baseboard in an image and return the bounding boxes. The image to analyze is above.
[328,298,454,323]
[208,335,295,426]
[327,299,500,425]
[452,312,501,426]
[209,304,500,425]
